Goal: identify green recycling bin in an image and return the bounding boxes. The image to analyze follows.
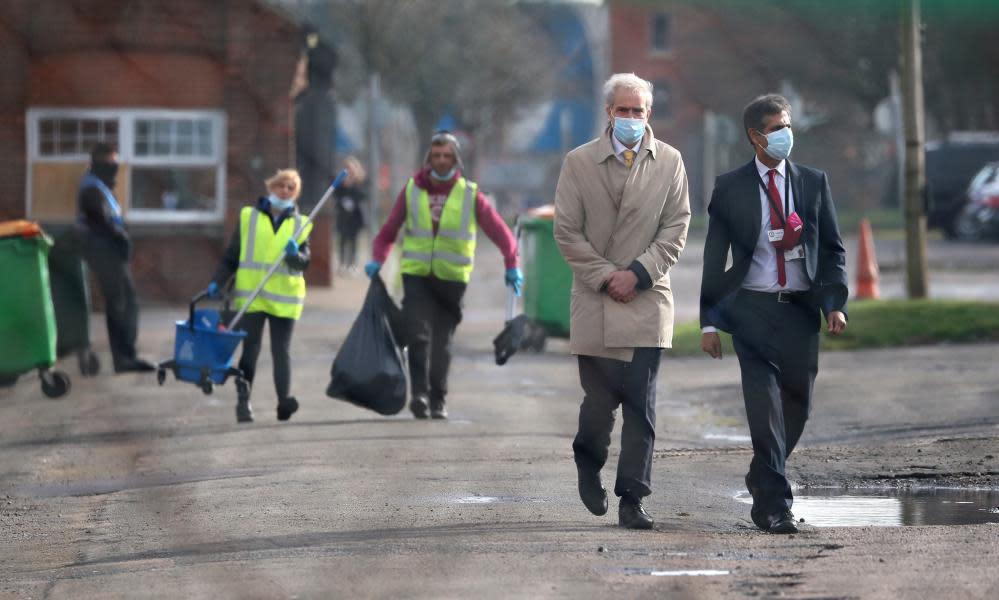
[0,231,71,397]
[519,214,572,338]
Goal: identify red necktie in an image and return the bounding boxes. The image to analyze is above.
[767,169,786,287]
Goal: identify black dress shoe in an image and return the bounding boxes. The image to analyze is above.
[618,496,654,530]
[410,395,429,419]
[576,466,608,516]
[277,396,299,421]
[114,358,156,373]
[768,509,799,534]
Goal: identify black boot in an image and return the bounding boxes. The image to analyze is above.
[277,396,299,421]
[410,395,429,419]
[430,398,448,420]
[235,378,253,423]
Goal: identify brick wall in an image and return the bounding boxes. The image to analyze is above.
[0,0,303,301]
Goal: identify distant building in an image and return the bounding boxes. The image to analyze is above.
[0,0,303,301]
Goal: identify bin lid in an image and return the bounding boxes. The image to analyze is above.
[0,220,44,239]
[524,204,555,220]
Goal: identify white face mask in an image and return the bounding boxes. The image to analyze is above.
[759,127,794,161]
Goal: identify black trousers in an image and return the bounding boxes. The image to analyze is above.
[82,236,140,370]
[573,348,662,499]
[338,232,358,268]
[730,290,820,520]
[237,312,295,402]
[401,274,466,407]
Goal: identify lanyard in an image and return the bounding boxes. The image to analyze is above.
[755,167,791,227]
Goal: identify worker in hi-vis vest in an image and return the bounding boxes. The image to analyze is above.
[209,169,312,424]
[366,131,523,420]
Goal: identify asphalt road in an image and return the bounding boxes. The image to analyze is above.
[1,236,997,599]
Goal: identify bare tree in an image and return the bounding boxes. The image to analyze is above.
[320,0,557,147]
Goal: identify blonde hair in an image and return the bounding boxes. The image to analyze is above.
[343,156,366,184]
[265,169,302,198]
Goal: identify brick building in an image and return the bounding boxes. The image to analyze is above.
[0,0,306,301]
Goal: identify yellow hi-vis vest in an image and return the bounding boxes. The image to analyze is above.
[233,206,313,320]
[400,177,477,283]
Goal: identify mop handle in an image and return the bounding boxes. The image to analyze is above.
[228,169,348,330]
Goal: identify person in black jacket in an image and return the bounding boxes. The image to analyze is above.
[699,94,848,534]
[77,142,155,373]
[208,169,311,423]
[334,156,366,275]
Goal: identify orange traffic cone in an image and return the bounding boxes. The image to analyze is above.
[855,217,880,300]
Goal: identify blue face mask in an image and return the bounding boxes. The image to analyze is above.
[760,127,794,161]
[430,166,456,181]
[269,194,295,212]
[613,117,645,146]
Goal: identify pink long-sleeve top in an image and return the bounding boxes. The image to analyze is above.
[371,167,520,270]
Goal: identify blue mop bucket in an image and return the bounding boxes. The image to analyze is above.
[172,308,246,385]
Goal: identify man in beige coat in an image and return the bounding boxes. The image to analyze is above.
[554,73,690,529]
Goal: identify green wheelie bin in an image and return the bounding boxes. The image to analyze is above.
[0,223,71,397]
[519,212,573,348]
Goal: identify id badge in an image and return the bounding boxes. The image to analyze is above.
[767,229,785,243]
[784,245,805,261]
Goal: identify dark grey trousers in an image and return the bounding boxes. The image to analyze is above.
[573,348,662,499]
[730,289,820,521]
[401,274,466,407]
[82,236,140,370]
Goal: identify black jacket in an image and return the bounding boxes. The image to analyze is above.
[213,198,311,287]
[699,159,848,331]
[77,177,132,260]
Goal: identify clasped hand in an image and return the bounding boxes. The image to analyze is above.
[605,270,638,303]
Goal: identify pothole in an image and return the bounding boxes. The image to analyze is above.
[735,487,999,526]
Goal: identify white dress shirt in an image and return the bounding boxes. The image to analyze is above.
[702,157,809,334]
[611,133,641,165]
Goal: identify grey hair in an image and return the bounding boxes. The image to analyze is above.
[603,73,654,109]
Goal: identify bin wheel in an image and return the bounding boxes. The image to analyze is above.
[200,379,214,396]
[156,368,167,386]
[79,350,100,377]
[0,374,18,388]
[40,370,71,399]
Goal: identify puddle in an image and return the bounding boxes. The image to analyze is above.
[448,495,548,505]
[735,488,999,527]
[621,568,730,577]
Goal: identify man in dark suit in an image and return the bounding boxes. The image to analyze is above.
[699,94,848,534]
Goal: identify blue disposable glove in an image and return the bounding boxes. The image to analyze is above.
[206,281,220,299]
[505,267,524,297]
[285,238,299,257]
[364,260,382,278]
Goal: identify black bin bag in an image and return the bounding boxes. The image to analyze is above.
[326,275,407,415]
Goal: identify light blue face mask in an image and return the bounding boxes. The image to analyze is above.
[760,127,794,161]
[430,166,457,181]
[613,117,645,146]
[269,194,295,211]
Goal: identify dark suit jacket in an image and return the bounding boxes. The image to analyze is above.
[699,159,848,331]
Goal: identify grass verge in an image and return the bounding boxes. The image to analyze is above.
[667,299,999,356]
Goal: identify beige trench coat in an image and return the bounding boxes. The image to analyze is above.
[553,128,691,361]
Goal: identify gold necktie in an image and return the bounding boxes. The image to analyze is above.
[623,149,635,168]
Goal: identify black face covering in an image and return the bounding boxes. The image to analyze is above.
[91,161,119,186]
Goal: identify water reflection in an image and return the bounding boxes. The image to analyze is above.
[734,488,999,527]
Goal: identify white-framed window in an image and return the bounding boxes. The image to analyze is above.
[26,108,227,224]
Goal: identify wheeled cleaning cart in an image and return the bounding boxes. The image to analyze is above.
[156,290,248,396]
[0,221,71,397]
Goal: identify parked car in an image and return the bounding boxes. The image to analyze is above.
[953,161,999,241]
[925,132,999,237]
